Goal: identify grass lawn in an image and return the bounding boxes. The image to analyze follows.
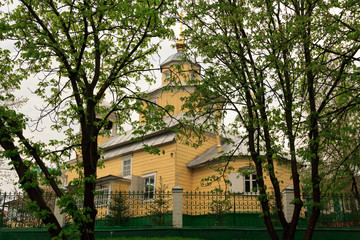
[99,238,203,240]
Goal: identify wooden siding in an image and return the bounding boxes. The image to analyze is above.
[161,63,199,85]
[66,156,123,183]
[112,181,131,192]
[191,157,294,193]
[64,166,81,184]
[66,141,179,192]
[138,62,200,123]
[132,142,177,190]
[175,134,218,191]
[97,157,122,178]
[158,91,191,115]
[138,91,193,123]
[98,135,110,145]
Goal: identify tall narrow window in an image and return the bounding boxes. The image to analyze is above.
[121,155,132,177]
[143,172,156,200]
[245,174,257,193]
[95,185,109,206]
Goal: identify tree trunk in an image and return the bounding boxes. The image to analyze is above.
[0,125,65,239]
[303,35,321,240]
[245,91,279,240]
[79,102,99,240]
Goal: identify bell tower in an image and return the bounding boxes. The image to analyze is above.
[139,16,201,123]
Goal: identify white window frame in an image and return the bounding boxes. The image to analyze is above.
[143,172,156,200]
[95,184,110,206]
[229,171,258,194]
[244,173,258,193]
[121,155,132,178]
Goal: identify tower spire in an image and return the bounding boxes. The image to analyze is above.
[176,12,185,51]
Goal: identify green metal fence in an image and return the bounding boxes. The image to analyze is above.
[0,191,173,229]
[183,191,269,227]
[92,191,173,227]
[0,192,56,228]
[301,193,360,228]
[182,191,360,229]
[1,190,359,229]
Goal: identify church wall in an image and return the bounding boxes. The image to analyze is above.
[112,181,131,192]
[97,157,122,178]
[66,156,123,183]
[161,63,199,85]
[157,91,192,116]
[191,158,294,193]
[64,165,81,184]
[98,135,110,145]
[131,142,177,191]
[272,159,294,191]
[175,134,218,191]
[66,142,178,191]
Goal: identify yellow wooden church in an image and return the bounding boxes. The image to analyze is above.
[64,35,293,199]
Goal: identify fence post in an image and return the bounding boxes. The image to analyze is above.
[172,185,183,228]
[54,198,66,227]
[0,192,6,228]
[282,185,294,223]
[233,192,236,226]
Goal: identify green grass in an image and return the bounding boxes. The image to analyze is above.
[98,238,203,240]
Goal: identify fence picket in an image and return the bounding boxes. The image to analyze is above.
[0,191,359,229]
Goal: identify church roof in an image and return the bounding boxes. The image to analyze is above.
[98,113,220,161]
[187,138,250,168]
[101,131,177,160]
[187,137,290,168]
[160,50,185,67]
[96,175,131,184]
[160,50,200,69]
[99,115,182,160]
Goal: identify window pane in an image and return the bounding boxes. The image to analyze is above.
[144,175,155,199]
[149,184,154,199]
[95,185,109,206]
[245,181,250,192]
[253,181,257,191]
[122,158,131,176]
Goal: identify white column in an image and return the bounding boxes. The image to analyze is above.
[172,185,183,228]
[282,185,295,223]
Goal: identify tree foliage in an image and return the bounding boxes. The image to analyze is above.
[0,0,174,239]
[180,0,360,239]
